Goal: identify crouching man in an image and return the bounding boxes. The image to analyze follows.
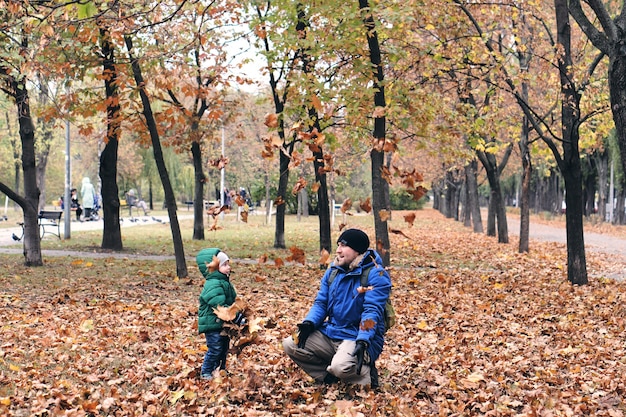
[283,229,391,387]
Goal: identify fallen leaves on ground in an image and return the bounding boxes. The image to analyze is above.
[1,209,626,416]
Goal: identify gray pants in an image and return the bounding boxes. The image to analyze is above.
[283,330,371,385]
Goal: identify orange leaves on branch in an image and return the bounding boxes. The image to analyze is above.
[292,177,307,195]
[359,198,372,213]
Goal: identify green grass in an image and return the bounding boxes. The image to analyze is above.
[28,210,376,263]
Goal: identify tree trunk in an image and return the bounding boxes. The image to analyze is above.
[99,27,123,251]
[465,159,483,233]
[555,0,587,284]
[191,141,205,240]
[595,151,608,222]
[274,143,291,248]
[13,78,43,266]
[7,112,21,207]
[125,35,188,278]
[479,151,509,243]
[360,0,390,266]
[36,77,53,212]
[296,3,332,255]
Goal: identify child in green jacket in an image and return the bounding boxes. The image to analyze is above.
[197,248,238,380]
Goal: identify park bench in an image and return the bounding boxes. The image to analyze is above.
[183,201,194,210]
[16,210,63,241]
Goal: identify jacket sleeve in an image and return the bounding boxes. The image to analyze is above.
[357,266,391,343]
[303,269,332,326]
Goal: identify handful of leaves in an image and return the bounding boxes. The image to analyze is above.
[213,298,265,354]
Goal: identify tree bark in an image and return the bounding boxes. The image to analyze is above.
[360,0,390,266]
[465,159,483,233]
[125,35,188,278]
[191,140,205,240]
[555,0,587,284]
[99,27,123,251]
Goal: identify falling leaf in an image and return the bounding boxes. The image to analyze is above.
[274,258,284,267]
[319,249,331,266]
[340,198,352,213]
[390,228,411,239]
[357,286,374,293]
[359,198,372,213]
[206,256,220,273]
[286,246,306,264]
[379,209,391,222]
[403,212,416,226]
[257,254,268,264]
[407,185,428,201]
[264,113,278,128]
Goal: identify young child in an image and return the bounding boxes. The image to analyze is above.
[196,248,239,380]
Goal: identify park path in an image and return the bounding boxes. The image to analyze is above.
[1,211,625,278]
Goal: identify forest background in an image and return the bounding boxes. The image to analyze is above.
[3,0,626,285]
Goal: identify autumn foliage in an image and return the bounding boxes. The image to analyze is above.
[1,209,626,415]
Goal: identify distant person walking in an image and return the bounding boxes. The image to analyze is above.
[80,177,96,221]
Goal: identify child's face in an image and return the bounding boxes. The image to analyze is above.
[219,260,231,275]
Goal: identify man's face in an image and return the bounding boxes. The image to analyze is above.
[334,242,359,268]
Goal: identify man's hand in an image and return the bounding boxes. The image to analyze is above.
[296,321,315,349]
[351,340,369,375]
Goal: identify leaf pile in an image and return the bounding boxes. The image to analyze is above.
[2,209,626,415]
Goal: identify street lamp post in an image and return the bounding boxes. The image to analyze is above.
[64,104,71,239]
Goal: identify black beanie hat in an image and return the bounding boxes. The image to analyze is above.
[337,229,370,254]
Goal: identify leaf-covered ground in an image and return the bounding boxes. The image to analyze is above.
[2,209,626,416]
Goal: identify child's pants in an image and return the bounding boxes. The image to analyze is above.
[201,331,229,378]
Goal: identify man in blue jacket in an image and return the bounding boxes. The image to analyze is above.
[283,228,392,387]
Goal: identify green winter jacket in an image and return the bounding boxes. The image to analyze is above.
[197,248,237,334]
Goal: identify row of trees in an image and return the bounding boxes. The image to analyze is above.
[3,0,626,285]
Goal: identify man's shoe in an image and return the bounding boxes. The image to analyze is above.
[323,373,339,385]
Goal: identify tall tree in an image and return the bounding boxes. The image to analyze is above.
[98,26,123,250]
[359,0,391,266]
[568,0,626,190]
[125,35,188,278]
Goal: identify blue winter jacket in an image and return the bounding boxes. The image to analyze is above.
[304,249,391,362]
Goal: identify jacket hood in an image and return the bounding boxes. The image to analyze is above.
[196,248,224,279]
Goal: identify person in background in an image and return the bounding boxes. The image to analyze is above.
[70,188,83,221]
[126,189,149,215]
[283,229,391,387]
[80,177,96,221]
